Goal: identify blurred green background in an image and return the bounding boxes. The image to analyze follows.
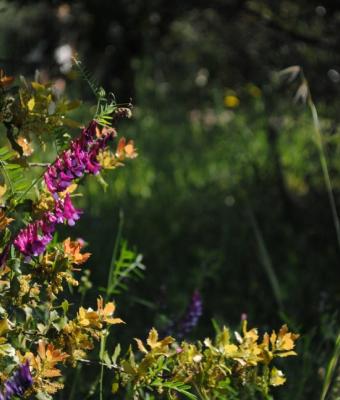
[2,0,340,398]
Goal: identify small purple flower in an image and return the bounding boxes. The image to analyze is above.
[54,193,82,226]
[85,147,101,175]
[0,361,33,400]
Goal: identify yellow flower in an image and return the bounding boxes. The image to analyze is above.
[224,95,240,108]
[77,297,124,329]
[270,367,286,386]
[96,296,124,325]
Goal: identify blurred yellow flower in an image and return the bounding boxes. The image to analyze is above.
[224,95,240,108]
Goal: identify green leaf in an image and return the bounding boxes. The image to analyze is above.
[112,343,121,364]
[36,391,53,400]
[61,300,69,314]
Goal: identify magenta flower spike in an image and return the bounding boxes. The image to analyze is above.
[14,120,117,257]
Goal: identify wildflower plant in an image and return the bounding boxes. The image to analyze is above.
[0,64,298,399]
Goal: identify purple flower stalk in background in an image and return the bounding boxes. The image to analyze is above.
[168,290,203,339]
[0,361,33,400]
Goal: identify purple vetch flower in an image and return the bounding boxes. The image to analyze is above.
[14,120,115,258]
[54,193,82,226]
[176,290,203,338]
[85,146,101,174]
[14,194,82,257]
[13,218,55,257]
[0,361,33,400]
[44,120,114,194]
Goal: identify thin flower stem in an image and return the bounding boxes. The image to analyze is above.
[192,382,209,400]
[9,169,46,211]
[99,333,107,400]
[28,162,50,167]
[69,364,81,400]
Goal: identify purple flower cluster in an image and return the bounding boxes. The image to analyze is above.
[13,218,55,257]
[166,290,203,339]
[177,290,203,338]
[13,121,113,258]
[44,121,107,193]
[0,361,33,400]
[13,193,82,257]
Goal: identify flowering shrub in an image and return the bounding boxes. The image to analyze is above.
[0,64,298,399]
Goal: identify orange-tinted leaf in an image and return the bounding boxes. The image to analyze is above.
[0,210,14,231]
[63,237,91,265]
[17,136,34,156]
[0,69,14,88]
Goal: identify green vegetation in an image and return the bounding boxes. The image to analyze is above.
[1,1,340,398]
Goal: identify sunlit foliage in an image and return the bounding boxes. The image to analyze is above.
[0,65,298,399]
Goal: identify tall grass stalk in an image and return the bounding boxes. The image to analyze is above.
[296,71,340,400]
[105,210,124,301]
[321,333,340,400]
[307,92,340,251]
[281,66,340,251]
[246,202,284,312]
[97,210,124,399]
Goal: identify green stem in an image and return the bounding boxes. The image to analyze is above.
[7,168,46,213]
[192,382,209,400]
[246,201,284,311]
[69,364,82,400]
[321,333,340,400]
[99,333,107,400]
[105,210,124,301]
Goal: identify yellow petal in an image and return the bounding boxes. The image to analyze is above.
[134,338,148,354]
[105,317,124,325]
[147,328,159,349]
[270,367,286,386]
[27,97,35,111]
